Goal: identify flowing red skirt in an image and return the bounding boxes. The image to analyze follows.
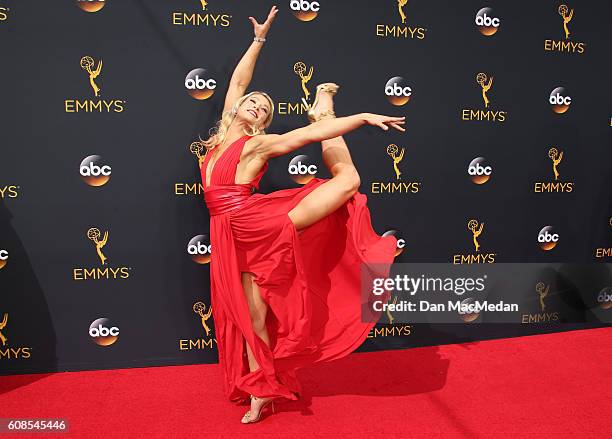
[204,178,397,403]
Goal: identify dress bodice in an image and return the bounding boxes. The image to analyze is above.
[201,134,268,190]
[201,135,269,216]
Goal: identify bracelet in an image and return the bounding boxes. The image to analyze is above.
[254,37,266,43]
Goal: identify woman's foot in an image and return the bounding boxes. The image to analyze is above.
[240,395,276,424]
[304,82,339,123]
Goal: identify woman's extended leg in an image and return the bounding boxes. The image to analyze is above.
[240,271,276,422]
[241,271,270,371]
[288,89,360,231]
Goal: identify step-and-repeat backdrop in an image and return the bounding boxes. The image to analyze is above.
[1,0,611,374]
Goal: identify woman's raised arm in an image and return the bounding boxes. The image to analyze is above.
[222,6,278,113]
[252,113,406,159]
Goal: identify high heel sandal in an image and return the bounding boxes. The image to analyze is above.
[240,394,276,424]
[302,82,340,123]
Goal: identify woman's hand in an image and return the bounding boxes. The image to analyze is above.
[249,5,279,39]
[363,113,406,132]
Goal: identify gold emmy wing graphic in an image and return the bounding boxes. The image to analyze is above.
[558,4,573,39]
[548,147,563,181]
[87,227,109,265]
[294,61,313,106]
[397,0,408,24]
[387,144,405,180]
[536,282,550,312]
[476,73,493,108]
[190,139,207,167]
[80,56,103,97]
[199,0,208,11]
[0,313,7,346]
[193,302,213,336]
[468,219,484,252]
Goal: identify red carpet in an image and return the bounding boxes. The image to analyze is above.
[1,327,610,438]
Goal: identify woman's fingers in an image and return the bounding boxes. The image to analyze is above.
[268,6,279,21]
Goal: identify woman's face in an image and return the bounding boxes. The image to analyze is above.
[237,94,271,127]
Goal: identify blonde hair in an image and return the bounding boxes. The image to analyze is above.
[201,91,275,151]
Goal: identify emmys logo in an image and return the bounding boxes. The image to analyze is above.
[558,3,573,39]
[458,298,480,323]
[276,61,312,115]
[468,157,492,184]
[385,77,412,106]
[89,318,119,346]
[597,287,612,310]
[0,6,9,21]
[73,227,131,280]
[534,147,574,193]
[368,324,412,338]
[0,249,8,269]
[175,140,206,196]
[185,68,217,100]
[375,0,427,40]
[0,185,19,198]
[475,7,500,36]
[549,87,572,113]
[179,301,217,350]
[76,0,105,13]
[537,226,559,251]
[80,155,112,187]
[81,56,102,97]
[88,227,108,265]
[522,282,560,323]
[595,246,612,258]
[382,229,406,258]
[384,294,400,324]
[595,217,612,257]
[188,235,212,264]
[0,313,7,347]
[288,155,318,185]
[544,4,585,54]
[295,61,314,110]
[453,219,497,264]
[290,0,320,22]
[0,313,32,360]
[171,0,232,27]
[371,144,421,194]
[65,55,126,113]
[461,72,507,122]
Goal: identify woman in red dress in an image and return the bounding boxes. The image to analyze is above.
[199,6,404,423]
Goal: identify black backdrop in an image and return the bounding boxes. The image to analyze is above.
[1,0,610,375]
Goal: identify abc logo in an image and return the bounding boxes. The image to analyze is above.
[537,226,559,251]
[597,287,612,310]
[475,7,500,36]
[383,229,405,257]
[185,68,217,100]
[80,155,111,187]
[468,157,492,184]
[0,249,8,269]
[76,0,105,13]
[288,155,318,185]
[290,0,320,21]
[188,234,212,264]
[549,87,571,114]
[89,318,119,346]
[385,77,412,106]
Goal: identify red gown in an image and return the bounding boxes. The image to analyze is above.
[201,134,396,403]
